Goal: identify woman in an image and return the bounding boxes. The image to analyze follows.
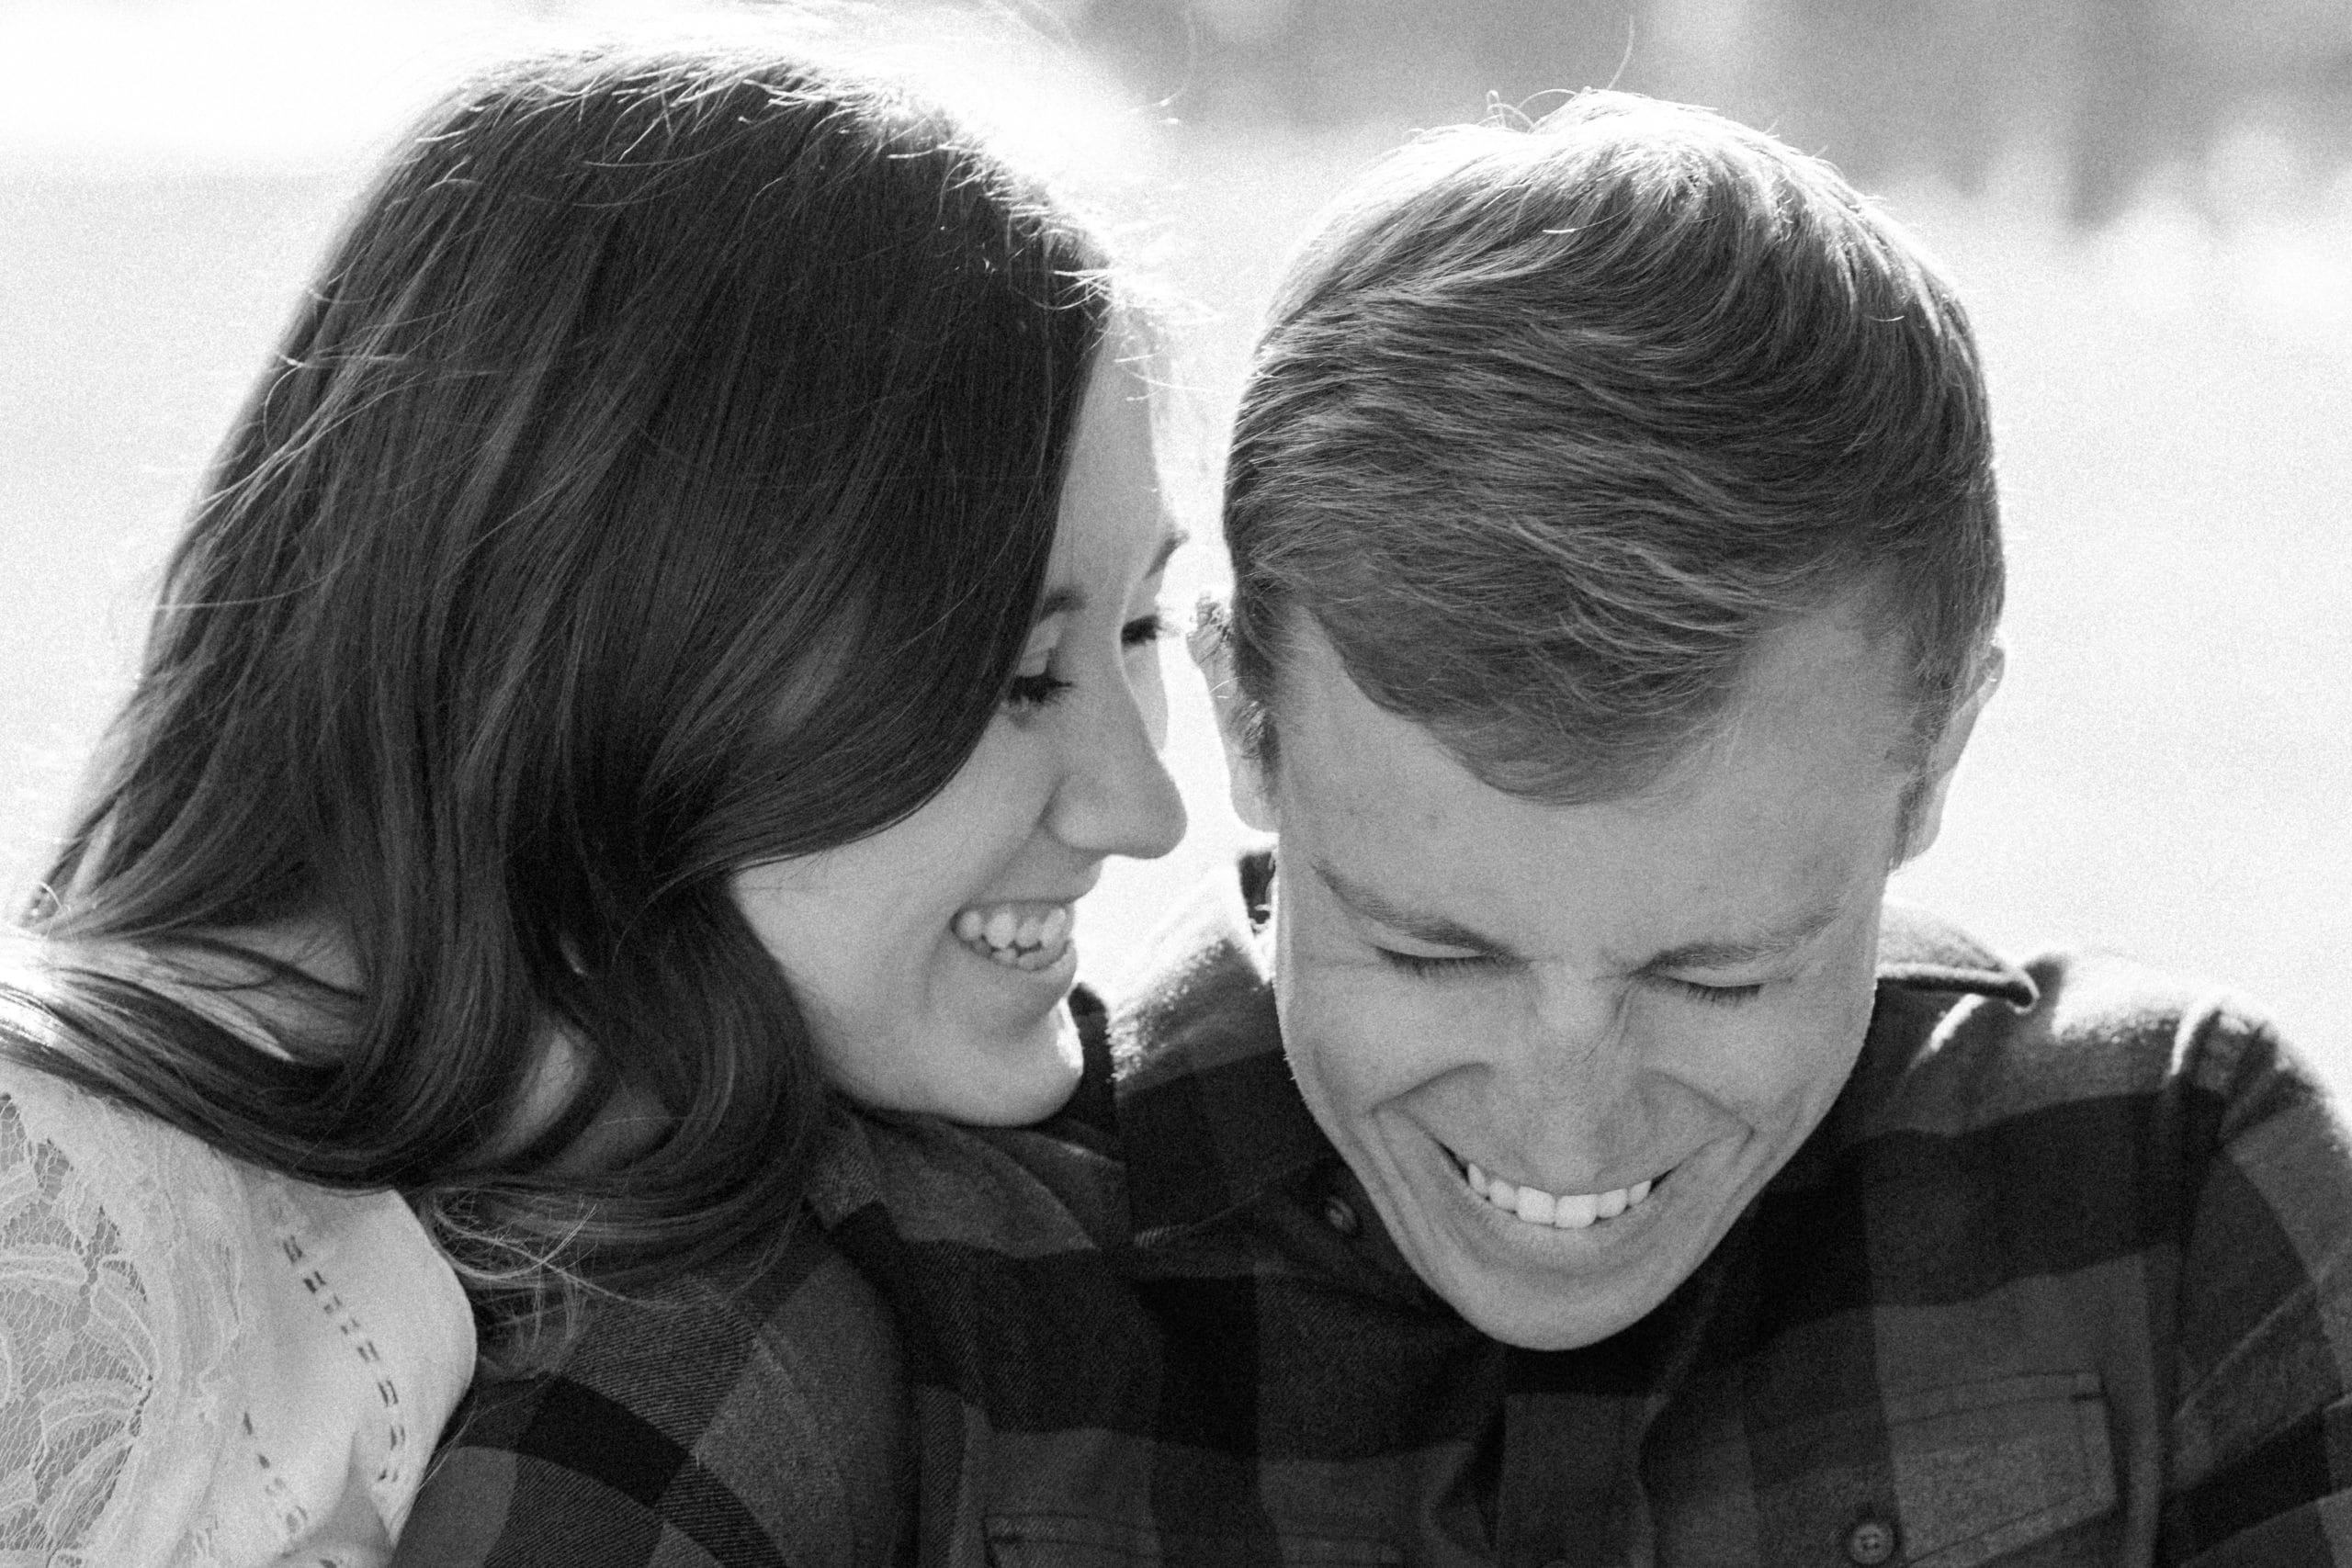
[0,42,1183,1564]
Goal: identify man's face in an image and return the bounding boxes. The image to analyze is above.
[1239,608,1940,1349]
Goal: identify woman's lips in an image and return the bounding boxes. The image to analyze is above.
[952,899,1074,971]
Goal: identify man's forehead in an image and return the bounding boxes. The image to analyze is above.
[1272,606,1914,812]
[1269,613,1913,950]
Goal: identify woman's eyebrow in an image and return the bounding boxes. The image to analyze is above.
[1027,530,1189,626]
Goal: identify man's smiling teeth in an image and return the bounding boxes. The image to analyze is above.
[952,902,1072,971]
[1463,1161,1657,1230]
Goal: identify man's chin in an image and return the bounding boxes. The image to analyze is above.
[1407,1208,1707,1350]
[1367,1161,1698,1349]
[1438,1269,1668,1350]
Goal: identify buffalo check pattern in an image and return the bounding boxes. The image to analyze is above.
[400,858,2352,1566]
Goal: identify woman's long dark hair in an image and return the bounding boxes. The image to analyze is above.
[1,44,1112,1367]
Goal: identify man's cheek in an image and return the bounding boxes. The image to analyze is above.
[1298,987,1457,1104]
[1702,1010,1866,1130]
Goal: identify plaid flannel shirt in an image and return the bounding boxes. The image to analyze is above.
[401,856,2352,1566]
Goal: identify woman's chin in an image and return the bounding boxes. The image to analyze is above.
[838,991,1085,1127]
[946,1003,1085,1125]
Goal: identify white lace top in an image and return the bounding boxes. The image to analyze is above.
[0,1060,475,1566]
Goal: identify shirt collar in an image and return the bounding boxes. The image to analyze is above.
[1874,899,2039,1009]
[1111,850,1311,1239]
[1112,852,2038,1239]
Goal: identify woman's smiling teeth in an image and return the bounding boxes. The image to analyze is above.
[1463,1160,1657,1230]
[952,901,1073,971]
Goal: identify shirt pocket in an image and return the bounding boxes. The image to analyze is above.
[985,1512,1402,1567]
[1657,1371,2118,1567]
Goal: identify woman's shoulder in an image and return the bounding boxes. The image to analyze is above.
[0,1057,256,1560]
[0,1045,240,1179]
[0,1054,251,1286]
[0,1057,475,1566]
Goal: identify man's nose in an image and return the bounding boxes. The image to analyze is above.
[1495,981,1647,1153]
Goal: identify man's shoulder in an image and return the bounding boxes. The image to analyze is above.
[1104,852,1336,1236]
[1110,847,1283,1091]
[1860,919,2310,1145]
[1745,940,2350,1565]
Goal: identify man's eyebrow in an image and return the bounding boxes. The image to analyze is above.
[1316,856,1838,972]
[1635,903,1841,973]
[1312,859,1524,959]
[1028,530,1188,626]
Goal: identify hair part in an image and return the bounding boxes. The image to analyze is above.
[8,43,1114,1369]
[1223,90,2004,809]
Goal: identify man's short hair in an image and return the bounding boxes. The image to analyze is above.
[1223,91,2004,807]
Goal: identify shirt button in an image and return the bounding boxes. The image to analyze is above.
[1845,1515,1898,1565]
[1321,1193,1361,1236]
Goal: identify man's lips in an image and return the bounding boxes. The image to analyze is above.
[1442,1145,1674,1232]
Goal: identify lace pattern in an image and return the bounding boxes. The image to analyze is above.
[0,1066,246,1566]
[0,1049,472,1568]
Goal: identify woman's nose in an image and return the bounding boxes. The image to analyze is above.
[1046,679,1187,863]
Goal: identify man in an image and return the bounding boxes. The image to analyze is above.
[1078,94,2348,1562]
[404,95,2350,1566]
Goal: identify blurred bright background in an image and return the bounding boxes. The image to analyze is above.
[2,0,2346,1090]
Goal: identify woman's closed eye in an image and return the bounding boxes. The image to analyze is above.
[1003,669,1073,712]
[1122,610,1168,649]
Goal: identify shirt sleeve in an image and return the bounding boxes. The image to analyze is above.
[395,1224,910,1568]
[0,1067,249,1566]
[2159,1001,2352,1564]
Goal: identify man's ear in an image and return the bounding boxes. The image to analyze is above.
[1898,643,2003,864]
[1189,598,1279,833]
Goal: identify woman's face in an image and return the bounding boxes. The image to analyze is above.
[730,347,1188,1125]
